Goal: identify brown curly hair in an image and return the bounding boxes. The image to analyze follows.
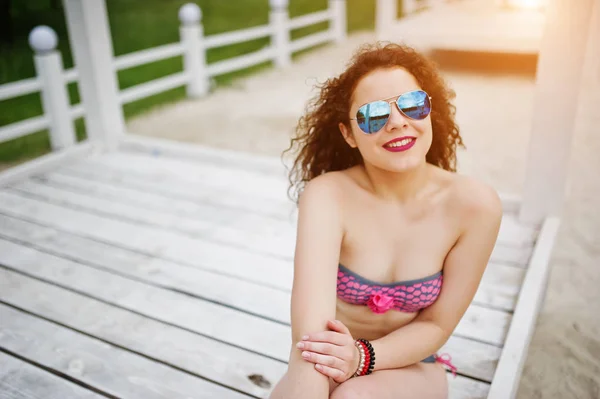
[283,42,464,203]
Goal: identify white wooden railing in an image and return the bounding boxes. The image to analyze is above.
[0,0,347,159]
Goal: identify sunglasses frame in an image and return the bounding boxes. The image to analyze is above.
[349,89,433,134]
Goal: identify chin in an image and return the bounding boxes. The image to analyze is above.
[375,156,425,173]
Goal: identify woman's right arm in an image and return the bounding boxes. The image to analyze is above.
[269,175,344,399]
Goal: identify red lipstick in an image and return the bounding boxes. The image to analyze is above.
[383,137,416,152]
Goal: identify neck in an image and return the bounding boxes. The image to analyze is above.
[362,161,432,204]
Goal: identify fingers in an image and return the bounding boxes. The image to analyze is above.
[327,319,351,335]
[297,341,342,357]
[303,330,351,346]
[314,363,346,383]
[301,350,344,370]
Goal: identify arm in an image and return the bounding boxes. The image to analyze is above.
[370,182,503,370]
[269,175,344,399]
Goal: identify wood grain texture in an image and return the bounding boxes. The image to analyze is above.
[0,352,104,399]
[0,145,546,398]
[60,150,536,247]
[1,265,488,398]
[0,197,511,347]
[0,304,249,399]
[5,178,525,312]
[0,238,504,380]
[488,217,561,399]
[0,189,293,290]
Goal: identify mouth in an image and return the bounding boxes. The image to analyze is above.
[383,137,416,152]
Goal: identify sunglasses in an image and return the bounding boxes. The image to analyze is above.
[350,90,432,134]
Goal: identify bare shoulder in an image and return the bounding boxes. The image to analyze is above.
[447,173,503,223]
[298,170,350,207]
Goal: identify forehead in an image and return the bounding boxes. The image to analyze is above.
[352,67,421,107]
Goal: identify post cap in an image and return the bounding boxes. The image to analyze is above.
[269,0,289,9]
[179,3,202,25]
[29,25,58,53]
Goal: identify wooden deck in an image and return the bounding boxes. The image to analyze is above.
[382,0,546,54]
[0,137,543,398]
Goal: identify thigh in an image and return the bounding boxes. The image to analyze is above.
[329,362,448,399]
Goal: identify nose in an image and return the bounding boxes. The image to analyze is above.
[385,100,409,131]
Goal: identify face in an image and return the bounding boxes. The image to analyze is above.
[339,67,433,173]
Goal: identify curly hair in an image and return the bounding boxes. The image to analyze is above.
[283,42,464,203]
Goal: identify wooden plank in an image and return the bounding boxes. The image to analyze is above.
[476,262,524,312]
[62,151,537,248]
[491,244,532,268]
[63,157,295,221]
[0,209,519,332]
[100,151,288,202]
[448,376,489,399]
[107,150,537,247]
[0,190,293,290]
[0,242,291,361]
[0,240,501,382]
[33,171,295,239]
[0,190,512,345]
[11,177,296,259]
[120,134,287,177]
[0,304,248,399]
[0,271,283,398]
[0,214,291,325]
[10,177,525,311]
[0,142,94,188]
[54,162,535,266]
[0,190,512,346]
[0,352,104,399]
[33,171,534,274]
[488,217,561,399]
[0,268,489,399]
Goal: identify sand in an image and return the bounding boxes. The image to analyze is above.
[127,31,600,398]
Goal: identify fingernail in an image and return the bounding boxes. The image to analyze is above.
[302,335,309,340]
[302,351,309,358]
[296,342,304,349]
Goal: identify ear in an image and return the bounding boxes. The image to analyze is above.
[338,122,357,148]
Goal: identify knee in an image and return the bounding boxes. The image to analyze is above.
[329,383,372,399]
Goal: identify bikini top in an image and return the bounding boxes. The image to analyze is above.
[336,264,443,314]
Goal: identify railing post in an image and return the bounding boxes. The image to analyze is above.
[519,0,594,224]
[270,0,291,68]
[63,0,125,151]
[330,0,347,43]
[28,26,76,151]
[179,3,209,98]
[376,0,397,38]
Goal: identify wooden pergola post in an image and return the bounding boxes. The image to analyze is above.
[62,0,125,151]
[519,0,595,224]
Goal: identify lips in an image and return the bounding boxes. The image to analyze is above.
[383,137,416,152]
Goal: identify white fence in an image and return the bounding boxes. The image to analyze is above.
[0,0,347,156]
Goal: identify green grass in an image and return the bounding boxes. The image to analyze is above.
[0,0,401,165]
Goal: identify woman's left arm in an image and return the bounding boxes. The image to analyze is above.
[298,182,503,379]
[370,182,503,370]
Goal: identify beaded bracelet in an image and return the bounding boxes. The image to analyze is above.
[352,338,375,377]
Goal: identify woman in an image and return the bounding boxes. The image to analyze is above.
[269,42,502,399]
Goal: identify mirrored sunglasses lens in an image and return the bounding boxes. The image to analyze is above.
[397,90,431,120]
[356,101,390,133]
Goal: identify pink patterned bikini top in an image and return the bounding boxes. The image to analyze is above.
[336,264,443,314]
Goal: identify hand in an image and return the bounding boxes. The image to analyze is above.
[296,320,360,383]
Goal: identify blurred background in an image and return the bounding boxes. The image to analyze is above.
[0,0,598,398]
[0,0,384,169]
